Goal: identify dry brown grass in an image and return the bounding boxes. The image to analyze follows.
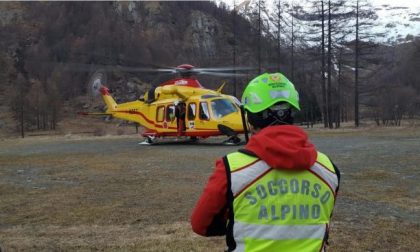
[330,217,420,252]
[0,137,223,251]
[1,126,420,251]
[1,222,224,251]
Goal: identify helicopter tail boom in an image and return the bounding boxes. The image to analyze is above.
[100,86,118,112]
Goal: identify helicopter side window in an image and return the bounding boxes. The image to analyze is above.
[199,102,210,120]
[188,103,196,120]
[166,105,176,122]
[210,99,238,119]
[156,106,165,122]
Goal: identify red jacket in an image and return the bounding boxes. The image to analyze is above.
[191,125,318,236]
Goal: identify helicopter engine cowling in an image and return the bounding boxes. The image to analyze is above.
[160,85,195,100]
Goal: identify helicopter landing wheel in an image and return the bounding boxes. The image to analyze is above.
[223,136,241,146]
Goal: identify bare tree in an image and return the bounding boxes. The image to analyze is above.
[354,0,360,127]
[353,0,378,127]
[321,0,328,127]
[46,69,62,130]
[10,74,28,138]
[232,0,238,97]
[327,0,333,128]
[258,0,262,73]
[276,0,282,71]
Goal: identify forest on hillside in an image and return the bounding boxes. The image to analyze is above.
[0,1,419,137]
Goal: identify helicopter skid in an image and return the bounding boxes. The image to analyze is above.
[138,136,199,145]
[138,135,156,145]
[139,140,153,145]
[218,124,242,146]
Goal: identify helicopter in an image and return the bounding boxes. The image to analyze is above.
[79,64,252,145]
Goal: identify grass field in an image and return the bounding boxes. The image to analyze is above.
[0,126,419,251]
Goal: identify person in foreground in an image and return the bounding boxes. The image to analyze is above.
[191,73,340,252]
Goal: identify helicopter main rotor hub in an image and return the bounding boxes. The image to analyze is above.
[176,64,196,78]
[176,64,194,70]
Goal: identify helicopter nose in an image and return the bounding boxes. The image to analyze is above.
[221,119,245,133]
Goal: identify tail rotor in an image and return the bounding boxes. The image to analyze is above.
[88,70,107,98]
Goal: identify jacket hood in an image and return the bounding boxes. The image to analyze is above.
[244,125,317,170]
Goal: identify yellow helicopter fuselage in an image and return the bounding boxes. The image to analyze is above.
[100,82,244,138]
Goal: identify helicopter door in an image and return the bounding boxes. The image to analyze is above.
[187,102,197,129]
[198,101,210,130]
[165,104,177,131]
[156,106,165,123]
[175,103,186,135]
[155,105,166,132]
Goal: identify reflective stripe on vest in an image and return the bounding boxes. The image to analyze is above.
[231,159,338,198]
[310,162,339,194]
[231,161,271,196]
[234,221,326,240]
[233,222,327,252]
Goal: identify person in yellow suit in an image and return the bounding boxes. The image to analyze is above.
[191,72,340,252]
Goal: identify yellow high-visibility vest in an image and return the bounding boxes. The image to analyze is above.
[225,150,339,252]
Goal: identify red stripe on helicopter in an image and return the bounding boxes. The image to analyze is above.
[115,110,178,130]
[112,110,243,135]
[116,110,157,125]
[143,130,221,137]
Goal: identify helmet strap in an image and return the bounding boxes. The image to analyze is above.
[267,108,294,126]
[247,107,294,130]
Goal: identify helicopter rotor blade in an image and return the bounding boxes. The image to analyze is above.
[193,66,257,72]
[77,64,176,73]
[26,60,177,73]
[114,66,176,73]
[197,71,249,77]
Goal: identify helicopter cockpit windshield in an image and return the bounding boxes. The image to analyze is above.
[210,98,238,119]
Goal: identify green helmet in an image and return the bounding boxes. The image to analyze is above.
[241,72,300,113]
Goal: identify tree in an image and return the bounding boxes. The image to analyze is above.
[354,0,360,127]
[327,0,353,128]
[10,74,28,137]
[353,0,378,127]
[26,79,46,130]
[276,0,283,71]
[290,2,295,81]
[232,0,238,97]
[301,0,352,128]
[258,0,262,73]
[46,69,62,130]
[321,0,328,127]
[327,0,333,128]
